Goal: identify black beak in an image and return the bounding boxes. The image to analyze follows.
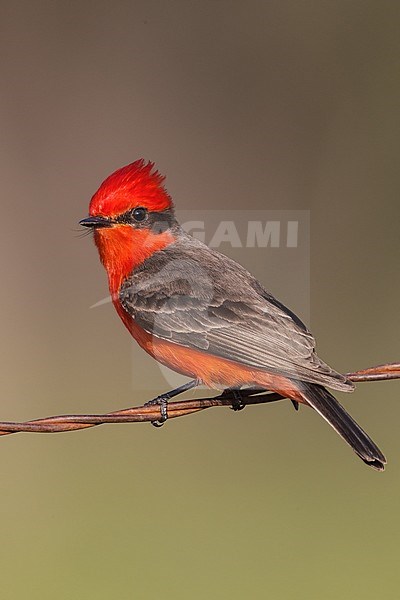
[79,216,112,229]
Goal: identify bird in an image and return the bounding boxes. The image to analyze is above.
[80,159,386,471]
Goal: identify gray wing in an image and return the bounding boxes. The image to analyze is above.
[119,233,353,392]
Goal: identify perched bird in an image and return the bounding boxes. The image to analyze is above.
[80,159,386,470]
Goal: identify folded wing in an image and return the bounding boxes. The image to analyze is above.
[119,233,353,392]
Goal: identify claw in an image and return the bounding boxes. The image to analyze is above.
[230,389,246,411]
[144,379,200,428]
[145,396,169,427]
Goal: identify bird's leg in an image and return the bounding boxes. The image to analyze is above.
[218,386,299,411]
[218,387,256,411]
[145,379,201,427]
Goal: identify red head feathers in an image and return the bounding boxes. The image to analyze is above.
[89,159,173,218]
[85,160,176,294]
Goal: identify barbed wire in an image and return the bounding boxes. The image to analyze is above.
[0,362,398,436]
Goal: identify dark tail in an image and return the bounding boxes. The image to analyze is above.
[300,383,386,471]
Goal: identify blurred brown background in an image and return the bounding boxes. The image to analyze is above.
[0,1,399,598]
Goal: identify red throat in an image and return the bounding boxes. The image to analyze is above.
[94,226,175,296]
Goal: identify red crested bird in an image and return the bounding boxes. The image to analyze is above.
[80,159,386,470]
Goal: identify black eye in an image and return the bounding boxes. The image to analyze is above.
[132,207,148,222]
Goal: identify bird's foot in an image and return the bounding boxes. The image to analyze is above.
[145,395,169,427]
[229,389,246,411]
[144,379,201,428]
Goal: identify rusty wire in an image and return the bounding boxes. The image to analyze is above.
[0,362,398,436]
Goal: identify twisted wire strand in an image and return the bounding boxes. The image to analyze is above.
[0,363,398,436]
